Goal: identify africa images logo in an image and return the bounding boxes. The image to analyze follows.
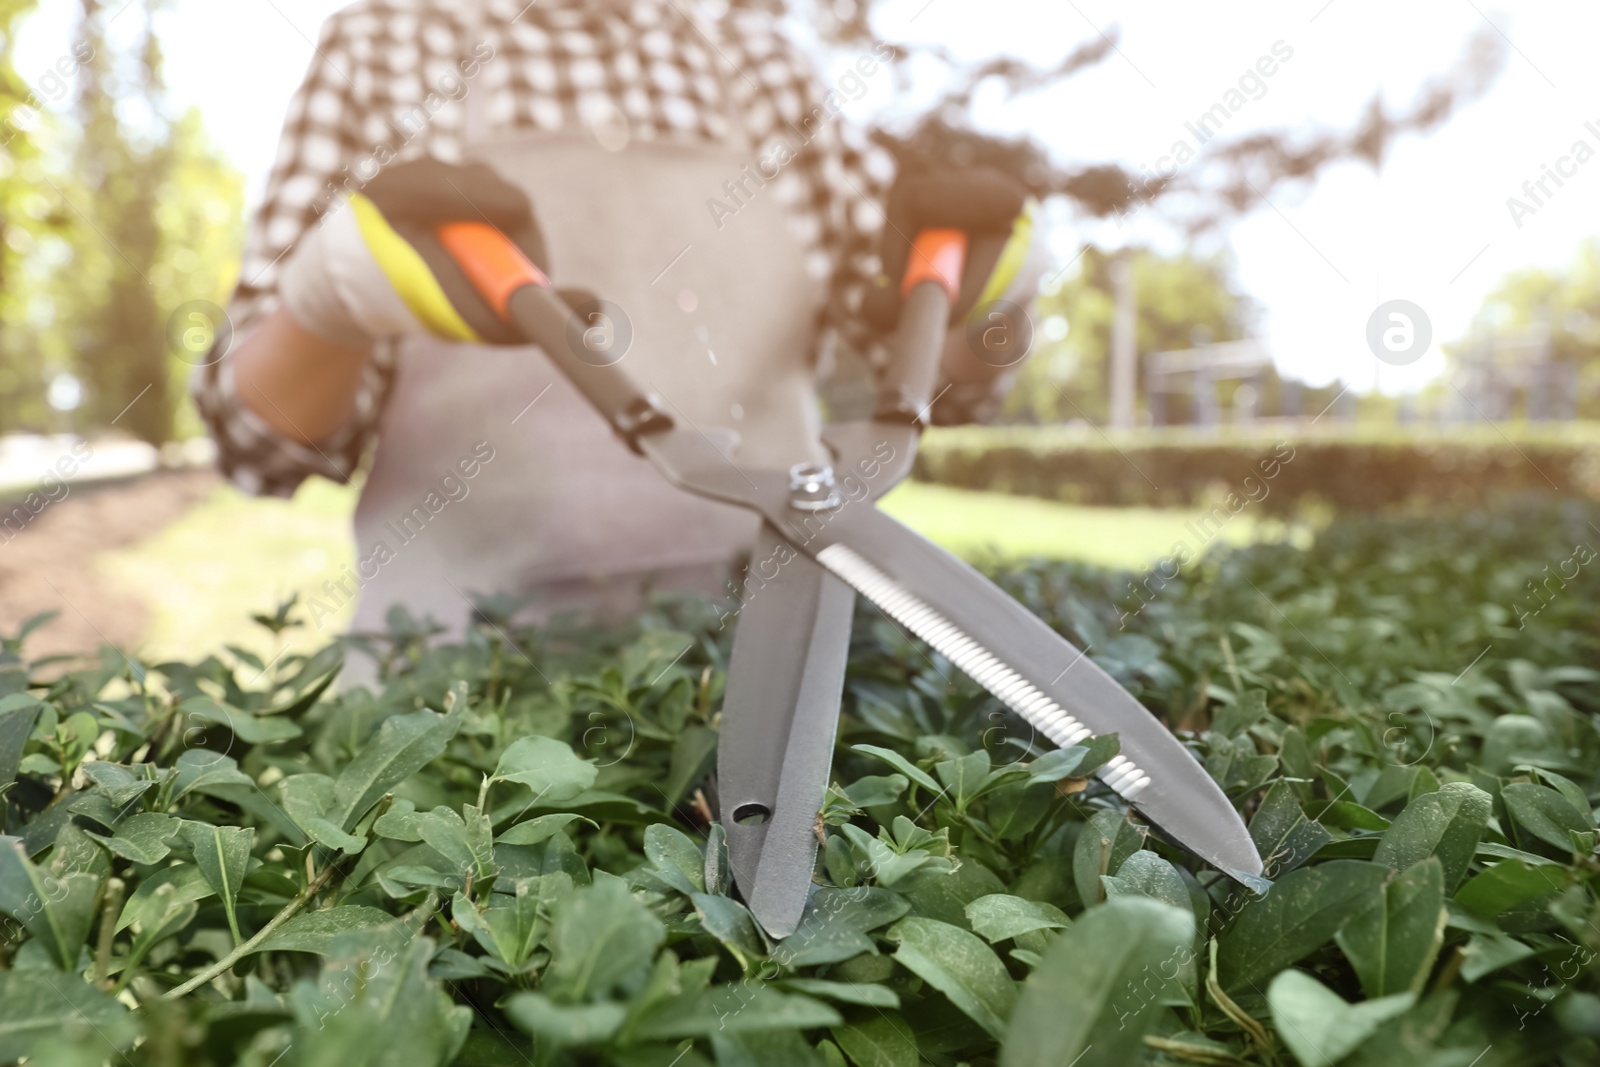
[1504,119,1600,229]
[1119,40,1296,221]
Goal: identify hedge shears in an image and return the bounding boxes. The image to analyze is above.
[431,220,1267,937]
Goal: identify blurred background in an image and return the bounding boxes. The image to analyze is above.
[2,0,1598,665]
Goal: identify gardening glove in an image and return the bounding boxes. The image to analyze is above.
[864,166,1049,425]
[277,156,549,347]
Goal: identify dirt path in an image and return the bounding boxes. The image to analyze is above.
[0,468,222,664]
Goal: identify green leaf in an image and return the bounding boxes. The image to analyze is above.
[371,797,426,841]
[691,892,765,966]
[88,812,181,864]
[455,880,546,968]
[851,744,942,794]
[0,836,100,970]
[841,819,956,890]
[1363,765,1422,813]
[495,831,591,889]
[178,696,303,744]
[774,887,910,967]
[832,1014,918,1067]
[288,933,471,1067]
[504,993,626,1047]
[330,702,465,830]
[1000,897,1195,1067]
[1214,689,1271,737]
[935,750,990,806]
[1206,732,1278,794]
[1339,986,1478,1066]
[1372,782,1491,891]
[0,970,139,1061]
[415,805,496,883]
[171,748,253,800]
[780,978,899,1008]
[889,916,1017,1038]
[126,885,200,973]
[1459,931,1538,982]
[1217,860,1390,991]
[704,822,729,896]
[492,735,597,803]
[1454,858,1568,919]
[17,753,59,777]
[0,695,43,791]
[842,775,909,809]
[280,774,367,854]
[663,724,719,807]
[935,750,1027,812]
[965,894,1070,943]
[633,985,840,1039]
[67,788,130,831]
[117,863,213,933]
[1528,767,1589,819]
[1474,841,1562,866]
[643,822,705,895]
[901,853,1003,928]
[1313,801,1390,833]
[178,821,254,944]
[1502,781,1596,855]
[1101,850,1190,912]
[1072,809,1145,906]
[549,873,664,1000]
[1028,733,1120,782]
[252,906,398,955]
[717,1031,824,1067]
[1250,780,1333,875]
[983,780,1054,841]
[1267,969,1415,1067]
[495,813,593,846]
[1335,858,1447,998]
[266,652,342,717]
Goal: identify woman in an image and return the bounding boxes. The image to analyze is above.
[193,0,1044,643]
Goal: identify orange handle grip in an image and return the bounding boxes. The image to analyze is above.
[436,221,550,321]
[900,228,968,301]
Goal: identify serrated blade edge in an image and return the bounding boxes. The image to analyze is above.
[816,542,1153,800]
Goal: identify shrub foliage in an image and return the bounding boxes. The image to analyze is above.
[913,426,1600,513]
[0,501,1597,1065]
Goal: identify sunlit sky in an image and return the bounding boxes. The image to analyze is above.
[17,0,1600,393]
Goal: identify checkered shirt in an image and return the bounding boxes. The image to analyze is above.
[192,0,895,497]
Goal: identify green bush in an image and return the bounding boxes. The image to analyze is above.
[913,424,1600,513]
[0,500,1597,1065]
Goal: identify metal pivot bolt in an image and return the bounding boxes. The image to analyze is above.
[788,463,842,511]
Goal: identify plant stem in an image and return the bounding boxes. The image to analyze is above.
[94,877,124,989]
[1428,944,1466,996]
[162,860,340,1000]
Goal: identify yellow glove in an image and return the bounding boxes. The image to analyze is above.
[278,157,549,346]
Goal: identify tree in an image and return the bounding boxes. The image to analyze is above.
[778,1,1509,424]
[0,0,73,432]
[779,0,1507,232]
[66,0,175,443]
[1455,240,1600,417]
[1001,247,1258,424]
[36,0,242,444]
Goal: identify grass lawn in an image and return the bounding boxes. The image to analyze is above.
[875,480,1273,569]
[98,478,360,664]
[100,477,1282,661]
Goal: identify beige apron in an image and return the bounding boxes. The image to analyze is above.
[348,8,826,637]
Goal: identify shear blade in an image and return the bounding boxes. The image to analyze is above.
[719,523,856,937]
[814,507,1266,887]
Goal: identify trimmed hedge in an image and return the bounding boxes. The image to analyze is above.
[4,503,1600,1063]
[912,424,1600,514]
